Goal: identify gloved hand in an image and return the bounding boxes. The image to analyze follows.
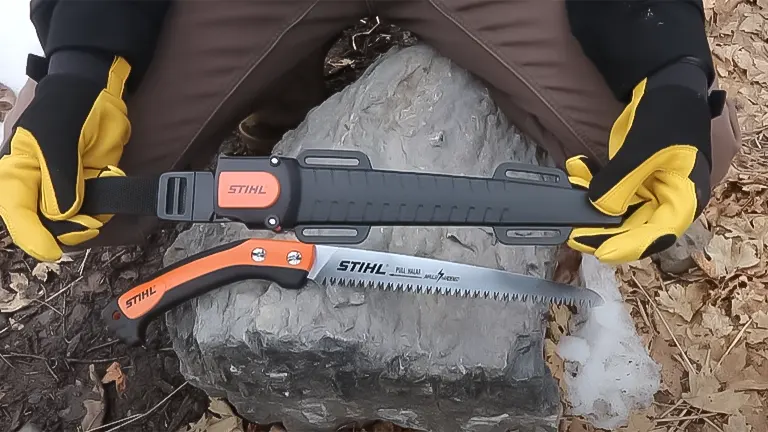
[0,55,132,262]
[566,59,717,265]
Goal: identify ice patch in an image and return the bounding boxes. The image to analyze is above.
[557,254,660,430]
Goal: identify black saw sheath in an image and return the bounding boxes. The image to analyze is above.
[81,149,622,245]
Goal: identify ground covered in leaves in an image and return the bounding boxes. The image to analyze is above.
[548,2,768,431]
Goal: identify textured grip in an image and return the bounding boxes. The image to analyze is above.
[102,239,314,346]
[78,150,622,247]
[295,167,614,227]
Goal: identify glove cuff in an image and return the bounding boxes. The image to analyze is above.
[49,50,113,87]
[648,56,727,120]
[647,57,708,95]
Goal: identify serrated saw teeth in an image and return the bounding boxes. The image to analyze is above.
[318,277,599,308]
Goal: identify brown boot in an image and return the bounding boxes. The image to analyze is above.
[236,113,287,156]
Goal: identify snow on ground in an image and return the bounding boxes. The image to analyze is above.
[557,255,661,430]
[0,0,43,144]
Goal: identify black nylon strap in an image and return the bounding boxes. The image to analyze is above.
[81,176,159,216]
[26,54,49,82]
[708,89,726,118]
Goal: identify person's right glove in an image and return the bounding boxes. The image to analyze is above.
[0,56,132,262]
[566,59,720,265]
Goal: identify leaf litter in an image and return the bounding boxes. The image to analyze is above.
[0,273,40,313]
[81,364,106,431]
[101,361,127,396]
[550,2,768,430]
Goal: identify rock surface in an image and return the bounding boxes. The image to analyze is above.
[655,217,713,274]
[166,44,561,432]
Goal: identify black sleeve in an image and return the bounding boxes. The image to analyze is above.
[566,0,715,103]
[29,0,172,92]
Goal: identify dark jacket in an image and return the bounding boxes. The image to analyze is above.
[27,0,715,103]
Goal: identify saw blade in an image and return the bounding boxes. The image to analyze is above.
[308,245,604,308]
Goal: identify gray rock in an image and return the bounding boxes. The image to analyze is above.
[166,44,561,432]
[655,217,713,274]
[17,423,43,432]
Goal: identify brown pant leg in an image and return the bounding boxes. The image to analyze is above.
[379,0,741,186]
[242,43,334,148]
[82,0,369,247]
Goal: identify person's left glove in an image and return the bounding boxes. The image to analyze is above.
[566,59,722,265]
[0,55,132,262]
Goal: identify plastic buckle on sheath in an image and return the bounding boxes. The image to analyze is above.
[157,171,216,222]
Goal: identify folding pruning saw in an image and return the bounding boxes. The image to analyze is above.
[102,238,604,346]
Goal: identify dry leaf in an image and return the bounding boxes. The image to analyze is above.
[119,270,138,281]
[79,272,107,294]
[734,48,754,72]
[740,14,763,35]
[620,409,654,432]
[31,262,61,282]
[657,283,702,322]
[179,397,245,432]
[713,44,741,68]
[724,414,753,432]
[702,305,734,338]
[715,345,747,383]
[9,317,23,331]
[701,235,731,277]
[654,308,692,344]
[746,328,768,344]
[730,280,766,324]
[548,304,571,343]
[650,338,685,398]
[101,362,127,395]
[554,247,582,286]
[753,58,768,84]
[728,379,768,392]
[741,405,768,432]
[689,371,721,397]
[564,418,593,432]
[703,0,714,19]
[733,241,760,270]
[544,339,564,383]
[0,273,39,313]
[686,343,710,368]
[702,234,761,276]
[753,311,768,328]
[684,388,751,414]
[59,254,75,263]
[619,258,658,288]
[81,364,106,430]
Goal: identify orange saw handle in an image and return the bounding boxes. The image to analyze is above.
[102,239,316,346]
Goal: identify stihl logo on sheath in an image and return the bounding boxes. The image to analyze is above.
[125,286,158,308]
[218,171,280,209]
[337,260,387,275]
[228,185,267,195]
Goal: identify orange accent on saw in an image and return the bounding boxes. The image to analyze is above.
[116,239,315,319]
[217,171,280,208]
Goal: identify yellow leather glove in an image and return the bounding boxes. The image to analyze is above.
[0,56,132,262]
[567,60,717,265]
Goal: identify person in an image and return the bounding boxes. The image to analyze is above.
[0,0,741,265]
